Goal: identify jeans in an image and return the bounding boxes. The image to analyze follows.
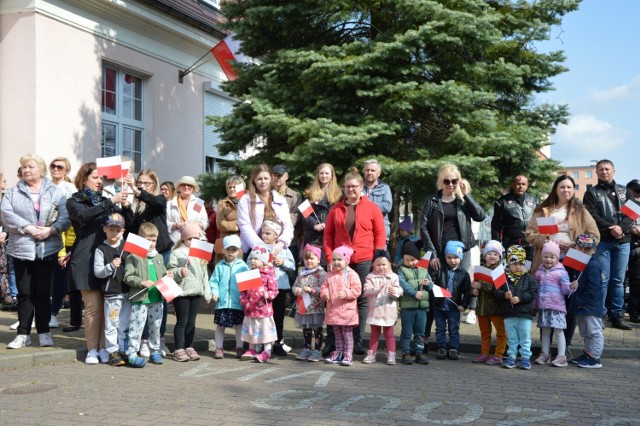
[504,317,532,360]
[595,240,630,318]
[9,256,17,297]
[434,309,461,349]
[400,308,427,355]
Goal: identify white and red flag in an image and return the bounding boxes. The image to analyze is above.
[296,293,311,315]
[298,199,315,219]
[211,33,249,81]
[473,266,493,283]
[236,269,262,292]
[123,233,151,258]
[536,217,559,235]
[121,160,131,174]
[621,199,640,221]
[96,156,122,179]
[562,248,591,272]
[189,239,214,262]
[155,276,182,303]
[234,182,246,199]
[432,286,452,298]
[192,198,205,214]
[417,251,433,269]
[491,264,507,289]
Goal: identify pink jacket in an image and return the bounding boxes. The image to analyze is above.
[320,267,361,326]
[240,266,279,318]
[363,271,403,327]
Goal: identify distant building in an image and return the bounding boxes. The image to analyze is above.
[556,165,597,200]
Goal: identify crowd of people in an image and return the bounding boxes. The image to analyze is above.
[1,155,638,370]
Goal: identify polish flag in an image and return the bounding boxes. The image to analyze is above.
[473,266,493,283]
[432,286,452,298]
[562,248,591,272]
[211,33,249,81]
[296,293,311,315]
[96,156,122,179]
[123,233,151,258]
[298,199,314,219]
[417,251,433,269]
[236,269,262,291]
[491,264,507,289]
[536,217,559,235]
[121,160,131,173]
[155,276,182,303]
[234,182,245,199]
[189,239,214,262]
[192,198,205,214]
[621,199,640,221]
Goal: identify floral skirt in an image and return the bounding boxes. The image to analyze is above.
[241,316,277,344]
[294,312,325,329]
[214,308,244,327]
[537,309,567,329]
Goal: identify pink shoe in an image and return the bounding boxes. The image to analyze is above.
[256,351,270,363]
[473,354,489,363]
[240,349,258,361]
[485,355,502,365]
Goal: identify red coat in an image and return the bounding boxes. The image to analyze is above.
[323,196,386,265]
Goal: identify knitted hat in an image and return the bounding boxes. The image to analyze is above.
[223,234,241,250]
[248,245,270,264]
[444,240,465,259]
[483,240,504,258]
[262,219,283,237]
[304,243,322,260]
[402,240,422,260]
[542,241,561,259]
[575,234,597,249]
[181,222,201,241]
[399,218,413,233]
[104,212,125,228]
[507,245,526,264]
[332,245,354,264]
[373,249,390,263]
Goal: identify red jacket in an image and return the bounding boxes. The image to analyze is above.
[323,196,386,265]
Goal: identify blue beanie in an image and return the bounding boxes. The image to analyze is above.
[444,241,465,259]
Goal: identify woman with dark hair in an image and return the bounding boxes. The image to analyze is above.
[160,181,176,202]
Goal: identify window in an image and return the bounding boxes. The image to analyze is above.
[572,171,579,178]
[575,184,580,191]
[101,64,143,170]
[585,171,593,179]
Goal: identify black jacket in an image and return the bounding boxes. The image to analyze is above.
[302,195,333,247]
[420,191,486,255]
[583,180,633,243]
[131,190,172,253]
[491,192,537,247]
[430,266,471,310]
[493,273,537,319]
[96,241,129,296]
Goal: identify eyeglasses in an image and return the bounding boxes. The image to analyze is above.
[50,164,65,171]
[137,181,153,187]
[443,179,459,186]
[180,184,194,188]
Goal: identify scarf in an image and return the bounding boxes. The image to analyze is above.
[82,187,102,206]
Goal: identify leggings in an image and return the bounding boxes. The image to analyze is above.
[333,325,354,358]
[369,325,396,352]
[303,327,323,350]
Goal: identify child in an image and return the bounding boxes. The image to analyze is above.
[431,241,471,360]
[567,234,604,368]
[94,213,129,366]
[209,234,249,359]
[260,219,296,356]
[239,245,279,363]
[168,223,212,362]
[362,249,403,365]
[534,241,571,367]
[494,245,538,370]
[320,245,361,366]
[124,222,172,368]
[470,240,506,366]
[398,240,432,365]
[291,244,326,362]
[394,218,419,266]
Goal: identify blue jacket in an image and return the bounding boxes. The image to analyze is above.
[567,259,604,317]
[363,180,392,239]
[209,258,249,311]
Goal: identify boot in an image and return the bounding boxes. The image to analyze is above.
[611,316,632,330]
[362,350,376,364]
[386,351,396,365]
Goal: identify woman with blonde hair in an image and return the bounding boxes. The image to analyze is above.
[302,163,342,253]
[215,175,245,263]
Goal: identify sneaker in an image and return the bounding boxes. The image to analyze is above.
[340,354,353,366]
[214,349,224,359]
[272,343,288,357]
[448,349,459,360]
[240,349,258,361]
[108,352,125,366]
[119,351,129,364]
[7,334,32,349]
[85,349,100,365]
[436,347,447,360]
[535,353,550,365]
[551,355,568,368]
[473,354,489,363]
[485,355,502,366]
[503,357,516,369]
[10,319,33,330]
[521,358,532,370]
[149,351,163,364]
[402,353,414,365]
[415,353,430,365]
[571,352,588,365]
[256,351,270,363]
[139,340,150,358]
[325,351,343,364]
[38,332,54,347]
[465,310,477,325]
[308,350,323,362]
[362,350,377,364]
[296,348,313,361]
[128,355,146,368]
[186,347,200,361]
[98,348,109,364]
[173,349,190,362]
[235,347,244,359]
[160,337,167,357]
[354,341,365,355]
[49,315,59,328]
[387,351,396,365]
[576,354,602,369]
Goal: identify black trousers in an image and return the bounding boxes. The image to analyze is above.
[13,255,56,335]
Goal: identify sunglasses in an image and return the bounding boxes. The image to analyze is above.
[443,179,459,186]
[50,164,65,171]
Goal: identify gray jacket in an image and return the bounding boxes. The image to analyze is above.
[363,180,393,239]
[0,178,70,260]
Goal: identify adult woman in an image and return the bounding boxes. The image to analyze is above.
[67,162,132,364]
[167,176,208,244]
[215,175,244,263]
[1,154,70,349]
[160,181,176,201]
[323,167,386,354]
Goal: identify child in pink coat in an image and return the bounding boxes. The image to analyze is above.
[320,245,361,366]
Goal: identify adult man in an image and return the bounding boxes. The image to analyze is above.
[362,159,393,243]
[583,160,633,330]
[626,179,640,323]
[491,175,538,260]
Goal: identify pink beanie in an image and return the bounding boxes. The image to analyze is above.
[304,243,322,260]
[332,245,354,264]
[542,241,560,259]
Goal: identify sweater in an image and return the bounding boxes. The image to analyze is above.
[168,245,212,301]
[363,271,403,326]
[534,262,571,313]
[209,258,249,311]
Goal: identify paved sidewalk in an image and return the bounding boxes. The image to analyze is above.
[1,303,638,369]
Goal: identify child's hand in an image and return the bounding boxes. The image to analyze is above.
[166,271,174,278]
[212,295,219,302]
[111,258,121,268]
[181,266,189,277]
[141,280,154,288]
[471,288,479,297]
[338,290,346,299]
[387,286,396,297]
[570,280,579,290]
[511,296,520,305]
[273,257,283,267]
[264,292,269,301]
[505,291,512,300]
[415,291,423,300]
[457,306,465,312]
[421,279,430,286]
[470,281,481,289]
[303,286,312,294]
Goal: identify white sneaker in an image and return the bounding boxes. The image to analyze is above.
[7,334,32,349]
[139,340,150,358]
[9,319,35,330]
[160,337,167,357]
[49,315,59,328]
[85,349,99,365]
[466,310,477,325]
[98,348,109,364]
[38,332,54,347]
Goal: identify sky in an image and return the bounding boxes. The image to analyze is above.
[537,0,640,186]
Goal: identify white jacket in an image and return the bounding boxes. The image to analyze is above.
[166,195,209,243]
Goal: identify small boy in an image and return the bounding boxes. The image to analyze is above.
[394,218,419,266]
[94,213,129,366]
[124,222,172,368]
[397,240,432,365]
[431,241,471,360]
[494,245,538,370]
[567,234,604,368]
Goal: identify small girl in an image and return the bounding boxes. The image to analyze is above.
[291,244,326,362]
[534,241,571,367]
[362,250,403,365]
[168,223,212,362]
[320,245,361,367]
[240,245,279,363]
[470,240,507,366]
[209,234,249,359]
